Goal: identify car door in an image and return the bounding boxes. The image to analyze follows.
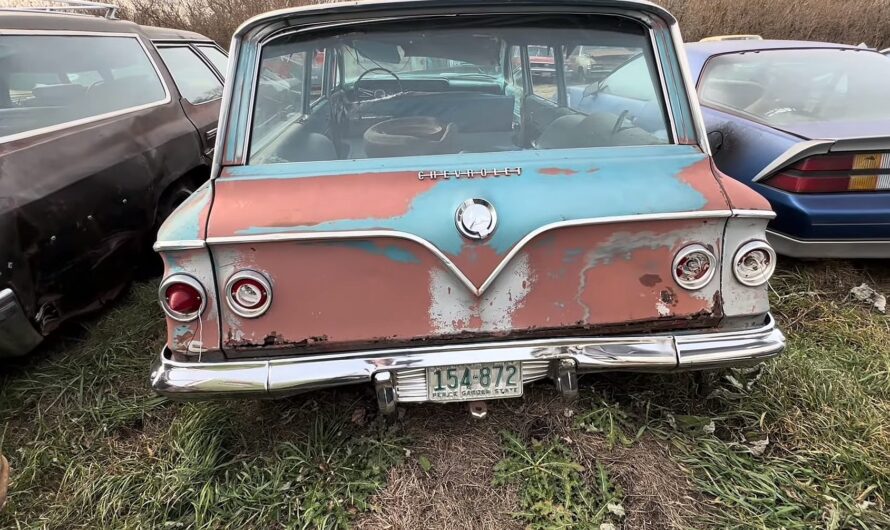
[0,31,200,327]
[154,43,224,158]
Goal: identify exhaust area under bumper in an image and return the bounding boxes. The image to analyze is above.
[151,314,785,407]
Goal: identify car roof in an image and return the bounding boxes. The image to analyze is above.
[233,0,677,40]
[685,39,867,80]
[0,10,142,32]
[0,11,213,42]
[139,24,213,42]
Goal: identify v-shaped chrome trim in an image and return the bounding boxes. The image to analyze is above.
[189,209,770,296]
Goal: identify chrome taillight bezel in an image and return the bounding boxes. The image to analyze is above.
[159,273,206,322]
[225,270,273,318]
[672,244,717,290]
[733,240,777,287]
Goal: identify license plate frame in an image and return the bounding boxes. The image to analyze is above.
[426,361,523,402]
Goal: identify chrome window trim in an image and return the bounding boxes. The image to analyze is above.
[236,10,686,168]
[158,273,207,322]
[211,34,242,177]
[669,22,711,155]
[648,27,679,144]
[0,30,173,144]
[205,209,737,295]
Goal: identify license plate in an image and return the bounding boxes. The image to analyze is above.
[426,362,523,402]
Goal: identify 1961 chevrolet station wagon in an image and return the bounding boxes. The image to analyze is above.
[150,0,785,413]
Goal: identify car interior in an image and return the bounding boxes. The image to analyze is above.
[247,14,672,164]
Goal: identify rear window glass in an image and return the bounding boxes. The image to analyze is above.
[0,35,166,141]
[699,48,890,126]
[248,14,670,165]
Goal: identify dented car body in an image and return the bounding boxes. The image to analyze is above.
[151,0,785,410]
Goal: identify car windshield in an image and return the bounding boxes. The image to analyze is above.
[249,14,671,165]
[698,48,890,126]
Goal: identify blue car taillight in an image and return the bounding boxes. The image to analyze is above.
[766,152,890,193]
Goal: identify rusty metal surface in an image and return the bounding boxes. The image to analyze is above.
[189,145,753,355]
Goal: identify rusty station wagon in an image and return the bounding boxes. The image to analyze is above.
[150,0,785,413]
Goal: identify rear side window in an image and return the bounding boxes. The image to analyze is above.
[157,46,223,104]
[699,48,890,126]
[0,34,167,142]
[196,44,229,77]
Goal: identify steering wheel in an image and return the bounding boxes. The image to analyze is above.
[353,67,403,100]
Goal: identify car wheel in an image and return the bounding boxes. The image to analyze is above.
[157,180,197,224]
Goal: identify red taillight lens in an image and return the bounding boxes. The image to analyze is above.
[159,276,206,322]
[225,271,272,318]
[767,152,890,193]
[231,279,268,310]
[166,284,202,314]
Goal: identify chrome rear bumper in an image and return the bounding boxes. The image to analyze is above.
[767,230,890,259]
[151,315,784,407]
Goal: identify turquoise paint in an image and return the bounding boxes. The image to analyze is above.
[339,241,421,264]
[223,145,701,180]
[235,146,712,256]
[156,181,211,242]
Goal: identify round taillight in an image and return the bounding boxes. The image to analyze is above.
[159,275,206,322]
[672,244,717,290]
[733,241,776,287]
[225,270,272,318]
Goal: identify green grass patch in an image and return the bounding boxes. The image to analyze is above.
[0,283,405,529]
[494,431,624,529]
[639,261,890,529]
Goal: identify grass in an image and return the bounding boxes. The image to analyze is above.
[1,260,888,529]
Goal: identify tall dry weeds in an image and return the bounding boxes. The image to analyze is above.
[114,0,890,49]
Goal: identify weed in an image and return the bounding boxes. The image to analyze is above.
[494,431,624,529]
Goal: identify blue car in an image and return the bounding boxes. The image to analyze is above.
[683,40,890,258]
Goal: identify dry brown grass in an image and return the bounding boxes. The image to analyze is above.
[355,387,701,530]
[115,0,890,49]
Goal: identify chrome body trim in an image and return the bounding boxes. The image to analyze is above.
[0,30,173,145]
[205,210,737,295]
[766,230,890,259]
[158,274,207,322]
[751,140,835,183]
[153,240,207,251]
[0,288,44,358]
[731,209,776,219]
[150,314,785,400]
